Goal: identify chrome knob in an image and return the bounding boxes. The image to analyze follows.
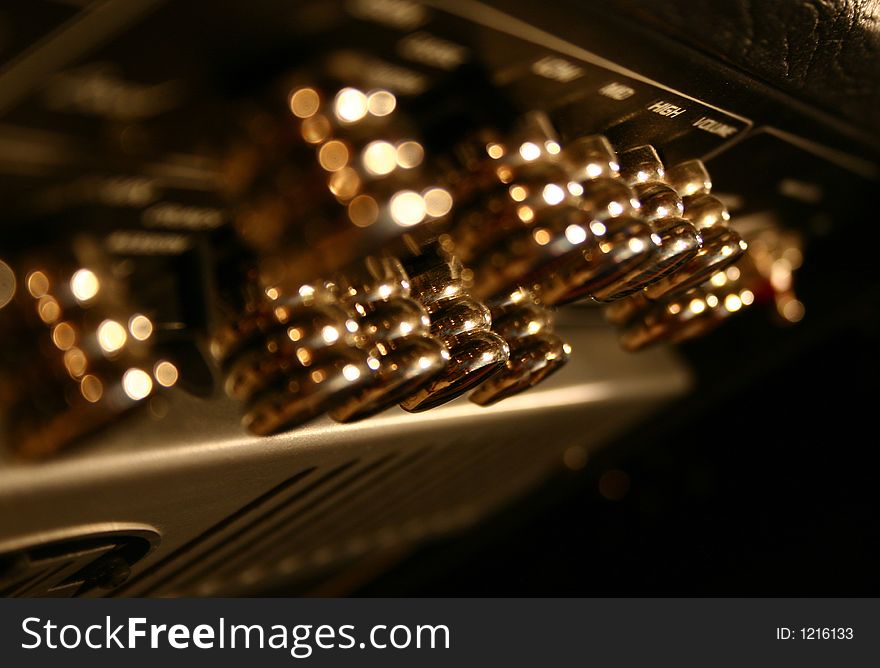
[589,145,700,302]
[521,135,656,306]
[400,243,509,412]
[615,221,802,350]
[329,256,448,422]
[641,159,746,300]
[470,287,569,406]
[619,256,757,351]
[219,281,374,435]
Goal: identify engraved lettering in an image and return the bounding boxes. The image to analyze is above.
[647,101,686,118]
[692,116,738,138]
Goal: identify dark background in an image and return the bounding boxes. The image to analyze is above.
[357,255,880,595]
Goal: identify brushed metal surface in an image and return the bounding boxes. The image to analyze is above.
[0,313,689,595]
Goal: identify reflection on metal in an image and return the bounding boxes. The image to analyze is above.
[470,287,569,406]
[401,243,509,412]
[330,256,448,422]
[0,317,689,596]
[612,219,804,350]
[0,526,160,598]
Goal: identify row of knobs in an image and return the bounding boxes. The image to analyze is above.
[214,81,518,434]
[211,82,752,437]
[601,148,751,349]
[0,73,774,455]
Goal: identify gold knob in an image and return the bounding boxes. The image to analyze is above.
[470,287,569,406]
[400,243,509,412]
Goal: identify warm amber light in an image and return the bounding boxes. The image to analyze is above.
[589,221,606,237]
[565,224,587,245]
[154,360,179,387]
[80,374,103,403]
[689,298,706,315]
[607,201,624,217]
[328,167,361,200]
[509,185,527,202]
[334,88,368,122]
[27,271,49,298]
[0,263,15,305]
[423,188,453,217]
[70,268,99,302]
[584,162,604,179]
[64,347,87,377]
[367,90,396,116]
[301,115,331,144]
[123,368,153,400]
[771,258,793,291]
[628,238,645,253]
[322,325,340,344]
[519,142,541,161]
[395,141,424,169]
[362,141,397,175]
[128,314,153,341]
[38,296,61,323]
[289,87,320,118]
[710,271,727,287]
[781,298,805,322]
[542,183,565,205]
[348,195,379,228]
[390,191,426,227]
[484,143,503,160]
[318,140,349,172]
[97,319,127,354]
[517,205,534,223]
[52,322,76,350]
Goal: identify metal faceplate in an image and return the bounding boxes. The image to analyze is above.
[0,316,688,596]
